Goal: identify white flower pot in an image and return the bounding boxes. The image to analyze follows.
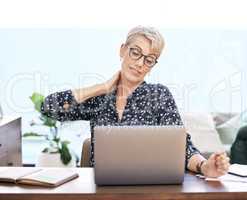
[36,152,76,167]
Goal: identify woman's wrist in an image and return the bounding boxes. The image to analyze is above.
[200,160,209,175]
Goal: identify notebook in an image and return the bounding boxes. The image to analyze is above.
[202,164,247,183]
[0,167,79,187]
[228,164,247,177]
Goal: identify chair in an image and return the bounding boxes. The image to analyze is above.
[80,138,91,167]
[230,125,247,164]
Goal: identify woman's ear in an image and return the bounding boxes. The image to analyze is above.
[119,43,126,59]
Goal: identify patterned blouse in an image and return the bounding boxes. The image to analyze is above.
[41,81,200,168]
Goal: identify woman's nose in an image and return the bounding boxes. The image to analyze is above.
[134,56,145,68]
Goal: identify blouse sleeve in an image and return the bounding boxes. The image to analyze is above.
[41,89,100,122]
[155,84,201,169]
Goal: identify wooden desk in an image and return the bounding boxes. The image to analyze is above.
[0,168,247,200]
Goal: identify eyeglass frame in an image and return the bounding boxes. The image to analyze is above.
[127,45,158,68]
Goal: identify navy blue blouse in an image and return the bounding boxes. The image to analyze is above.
[41,81,200,168]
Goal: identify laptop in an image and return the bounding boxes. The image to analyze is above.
[94,125,186,185]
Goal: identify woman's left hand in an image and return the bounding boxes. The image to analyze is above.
[201,152,230,178]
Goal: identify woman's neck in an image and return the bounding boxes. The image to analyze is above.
[117,77,142,98]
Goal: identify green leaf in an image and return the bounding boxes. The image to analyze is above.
[22,132,46,137]
[53,137,60,144]
[62,140,70,145]
[59,142,72,165]
[41,115,57,127]
[30,92,45,112]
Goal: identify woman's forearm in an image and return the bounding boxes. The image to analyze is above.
[41,85,106,122]
[41,71,120,122]
[72,83,106,104]
[72,71,121,103]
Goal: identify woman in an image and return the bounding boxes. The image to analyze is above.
[41,26,230,177]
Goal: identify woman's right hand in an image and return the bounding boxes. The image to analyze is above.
[101,71,121,93]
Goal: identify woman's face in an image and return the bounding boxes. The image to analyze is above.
[120,35,159,85]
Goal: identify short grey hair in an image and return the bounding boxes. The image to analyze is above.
[125,26,165,57]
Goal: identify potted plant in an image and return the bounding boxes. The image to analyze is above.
[23,92,77,167]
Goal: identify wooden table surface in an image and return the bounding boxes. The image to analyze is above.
[0,167,247,200]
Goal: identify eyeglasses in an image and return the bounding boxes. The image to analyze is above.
[128,47,158,68]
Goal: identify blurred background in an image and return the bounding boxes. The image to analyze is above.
[0,0,246,165]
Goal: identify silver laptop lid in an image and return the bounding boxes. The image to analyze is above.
[94,125,186,185]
